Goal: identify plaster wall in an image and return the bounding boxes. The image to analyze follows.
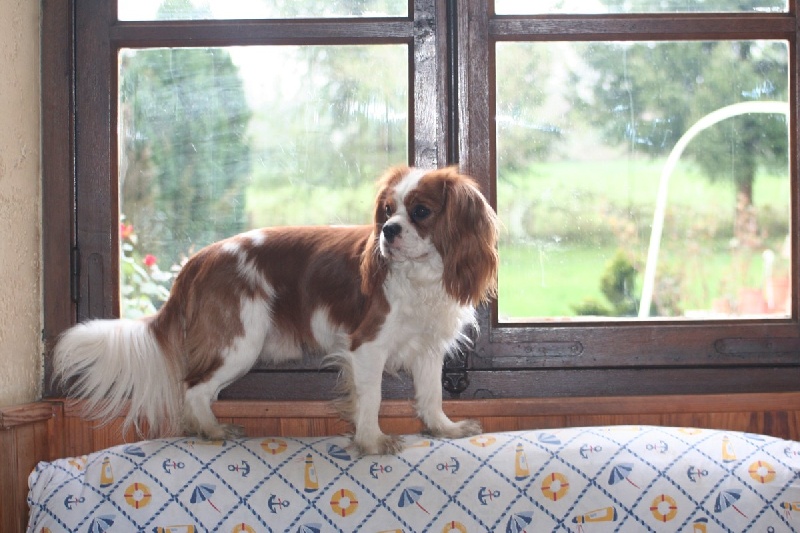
[0,0,41,406]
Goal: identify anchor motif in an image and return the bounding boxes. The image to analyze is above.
[436,457,460,475]
[478,486,500,505]
[687,465,709,483]
[579,444,602,459]
[228,460,251,477]
[267,494,291,513]
[646,440,669,454]
[162,458,185,474]
[369,462,393,479]
[63,495,85,510]
[784,446,800,459]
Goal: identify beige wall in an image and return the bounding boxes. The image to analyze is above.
[0,0,41,407]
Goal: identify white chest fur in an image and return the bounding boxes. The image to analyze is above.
[379,258,475,372]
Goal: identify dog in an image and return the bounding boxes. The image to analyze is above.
[54,165,499,455]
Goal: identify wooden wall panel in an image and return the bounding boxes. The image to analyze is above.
[55,393,800,450]
[0,403,58,533]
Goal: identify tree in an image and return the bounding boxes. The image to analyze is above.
[496,42,560,172]
[261,44,408,187]
[119,3,252,267]
[576,2,788,240]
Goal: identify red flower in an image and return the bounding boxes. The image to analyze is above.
[120,223,134,239]
[143,254,157,267]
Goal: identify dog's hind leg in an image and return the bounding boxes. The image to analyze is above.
[182,298,269,440]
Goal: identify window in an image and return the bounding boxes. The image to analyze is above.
[43,0,800,401]
[118,44,409,316]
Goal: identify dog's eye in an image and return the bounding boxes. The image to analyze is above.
[411,205,431,222]
[384,204,393,218]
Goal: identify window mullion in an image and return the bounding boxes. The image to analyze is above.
[75,0,119,321]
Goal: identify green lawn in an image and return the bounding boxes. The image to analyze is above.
[498,243,612,318]
[494,157,789,318]
[498,241,782,318]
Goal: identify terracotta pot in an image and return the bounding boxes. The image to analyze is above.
[767,275,790,313]
[737,287,767,314]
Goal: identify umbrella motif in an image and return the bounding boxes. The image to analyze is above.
[190,483,221,512]
[714,489,747,518]
[538,433,561,445]
[297,524,322,533]
[398,486,430,514]
[123,445,145,457]
[327,443,351,461]
[506,510,534,533]
[608,463,641,489]
[87,515,115,533]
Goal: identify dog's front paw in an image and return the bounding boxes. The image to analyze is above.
[352,433,404,456]
[428,418,483,439]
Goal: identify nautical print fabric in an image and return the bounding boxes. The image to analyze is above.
[27,426,800,532]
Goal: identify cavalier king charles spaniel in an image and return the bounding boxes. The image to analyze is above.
[54,165,498,455]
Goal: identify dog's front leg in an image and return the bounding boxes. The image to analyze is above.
[410,352,482,439]
[343,347,403,456]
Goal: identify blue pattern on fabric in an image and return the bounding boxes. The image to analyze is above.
[27,426,800,532]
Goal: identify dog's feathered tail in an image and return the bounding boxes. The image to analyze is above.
[53,317,183,438]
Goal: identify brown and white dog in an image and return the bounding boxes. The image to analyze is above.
[54,166,498,455]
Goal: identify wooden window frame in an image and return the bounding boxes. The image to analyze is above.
[461,2,800,399]
[42,0,800,401]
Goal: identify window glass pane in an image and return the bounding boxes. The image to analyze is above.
[496,40,790,321]
[118,45,408,317]
[119,0,407,20]
[495,0,787,15]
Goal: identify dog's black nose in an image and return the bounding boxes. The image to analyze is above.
[382,223,402,242]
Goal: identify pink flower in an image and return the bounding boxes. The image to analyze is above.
[143,254,157,267]
[120,223,134,239]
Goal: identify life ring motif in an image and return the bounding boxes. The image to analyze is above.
[442,520,467,533]
[260,438,288,455]
[469,435,497,448]
[123,482,152,509]
[231,524,256,533]
[748,460,777,484]
[330,488,359,517]
[650,494,678,522]
[541,472,570,501]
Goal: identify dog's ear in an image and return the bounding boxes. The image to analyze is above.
[359,230,386,296]
[360,167,407,295]
[435,169,499,306]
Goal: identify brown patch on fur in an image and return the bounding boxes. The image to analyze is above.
[158,223,392,389]
[418,167,499,306]
[244,226,388,350]
[162,245,252,387]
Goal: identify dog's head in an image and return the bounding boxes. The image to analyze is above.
[361,166,498,306]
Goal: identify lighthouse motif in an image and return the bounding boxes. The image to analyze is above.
[100,457,114,487]
[304,454,319,492]
[515,443,530,480]
[721,436,737,463]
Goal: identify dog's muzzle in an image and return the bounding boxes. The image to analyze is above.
[382,223,402,243]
